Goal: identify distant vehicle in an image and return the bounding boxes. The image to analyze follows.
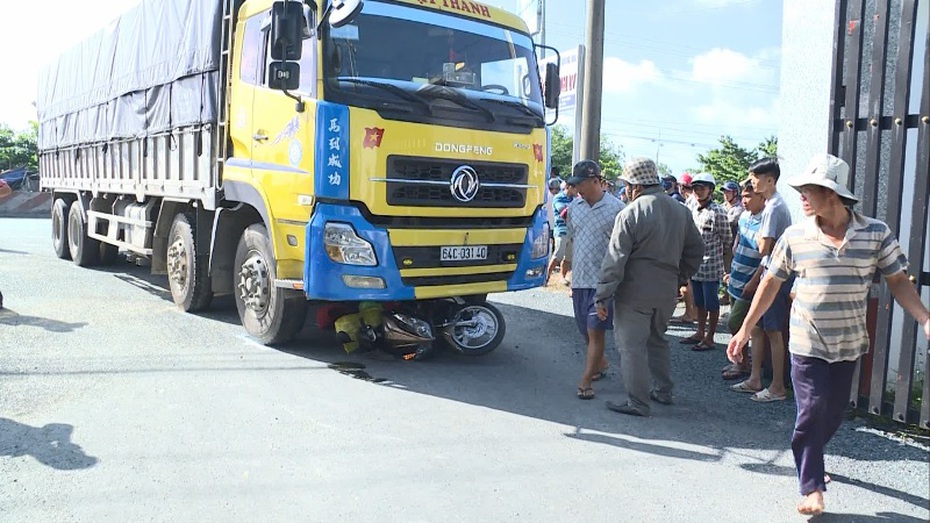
[0,167,35,191]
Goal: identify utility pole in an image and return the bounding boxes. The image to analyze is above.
[578,0,604,163]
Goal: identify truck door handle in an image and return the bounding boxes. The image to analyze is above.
[253,132,269,142]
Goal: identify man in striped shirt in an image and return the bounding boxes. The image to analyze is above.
[727,154,930,517]
[721,181,764,379]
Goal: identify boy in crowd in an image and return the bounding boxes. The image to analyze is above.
[681,173,732,351]
[729,158,793,402]
[721,181,765,379]
[545,181,577,286]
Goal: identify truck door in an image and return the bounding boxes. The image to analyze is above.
[250,19,318,226]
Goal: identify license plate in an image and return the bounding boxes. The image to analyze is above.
[441,245,488,262]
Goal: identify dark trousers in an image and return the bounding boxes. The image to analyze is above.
[790,354,858,495]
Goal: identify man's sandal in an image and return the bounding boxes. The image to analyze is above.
[576,387,595,400]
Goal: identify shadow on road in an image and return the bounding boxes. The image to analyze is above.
[0,309,87,332]
[740,462,930,512]
[808,513,929,523]
[0,418,98,470]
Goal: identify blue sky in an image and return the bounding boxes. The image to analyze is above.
[500,0,783,174]
[0,0,782,175]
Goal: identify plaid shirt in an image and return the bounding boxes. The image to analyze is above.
[691,201,732,282]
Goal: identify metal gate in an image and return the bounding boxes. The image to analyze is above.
[827,0,929,429]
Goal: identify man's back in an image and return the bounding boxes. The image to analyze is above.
[599,187,704,307]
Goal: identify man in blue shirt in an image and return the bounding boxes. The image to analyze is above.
[544,181,577,286]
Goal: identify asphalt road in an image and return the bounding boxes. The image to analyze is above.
[1,218,928,522]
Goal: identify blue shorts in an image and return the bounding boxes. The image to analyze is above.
[761,275,793,331]
[691,279,721,312]
[572,287,613,339]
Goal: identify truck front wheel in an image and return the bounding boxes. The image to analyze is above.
[234,224,307,345]
[166,213,213,312]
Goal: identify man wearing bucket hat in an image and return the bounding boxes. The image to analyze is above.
[594,157,704,416]
[565,159,624,400]
[727,153,930,516]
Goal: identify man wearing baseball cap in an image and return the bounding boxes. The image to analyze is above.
[727,153,930,516]
[565,159,625,400]
[594,157,704,416]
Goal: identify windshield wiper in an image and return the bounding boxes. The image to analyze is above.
[417,85,496,123]
[481,98,544,123]
[336,77,432,114]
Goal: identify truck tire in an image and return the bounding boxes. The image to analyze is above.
[440,302,506,356]
[67,202,100,267]
[234,224,307,345]
[52,198,71,260]
[166,213,213,312]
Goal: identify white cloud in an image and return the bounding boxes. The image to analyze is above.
[602,57,664,93]
[690,48,769,86]
[691,96,781,129]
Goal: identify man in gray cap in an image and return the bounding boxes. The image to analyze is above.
[595,157,704,416]
[727,153,930,516]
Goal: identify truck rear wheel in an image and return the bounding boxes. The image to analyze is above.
[67,202,100,267]
[52,198,71,260]
[166,213,213,312]
[234,224,307,345]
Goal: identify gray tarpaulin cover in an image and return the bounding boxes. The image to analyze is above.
[36,0,223,149]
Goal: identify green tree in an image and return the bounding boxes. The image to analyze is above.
[548,125,625,179]
[657,162,672,177]
[0,122,39,172]
[756,135,778,159]
[696,135,758,187]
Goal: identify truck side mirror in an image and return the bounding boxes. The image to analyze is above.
[544,63,560,109]
[268,62,301,90]
[329,0,363,28]
[271,1,305,61]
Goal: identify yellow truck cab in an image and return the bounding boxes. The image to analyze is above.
[37,0,560,355]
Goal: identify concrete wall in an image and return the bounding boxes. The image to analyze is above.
[777,0,838,222]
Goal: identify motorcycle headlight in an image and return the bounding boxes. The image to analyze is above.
[324,223,378,266]
[531,223,550,259]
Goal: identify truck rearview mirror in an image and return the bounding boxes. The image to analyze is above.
[544,63,560,109]
[271,1,305,61]
[329,0,364,28]
[268,62,301,91]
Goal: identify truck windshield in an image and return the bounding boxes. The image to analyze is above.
[322,1,544,131]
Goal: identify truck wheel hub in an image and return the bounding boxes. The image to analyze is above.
[167,239,188,287]
[238,254,269,312]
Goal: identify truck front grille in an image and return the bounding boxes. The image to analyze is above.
[385,156,528,209]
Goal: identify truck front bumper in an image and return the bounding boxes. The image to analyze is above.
[303,203,549,302]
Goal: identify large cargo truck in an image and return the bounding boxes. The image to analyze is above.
[37,0,560,354]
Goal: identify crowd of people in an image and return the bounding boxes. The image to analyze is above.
[543,154,930,516]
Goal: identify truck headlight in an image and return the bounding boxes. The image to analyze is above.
[531,224,550,259]
[324,223,378,266]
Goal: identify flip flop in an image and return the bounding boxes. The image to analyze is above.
[692,341,716,351]
[592,369,608,381]
[750,389,787,402]
[680,336,702,345]
[729,380,762,394]
[576,387,595,400]
[721,366,749,380]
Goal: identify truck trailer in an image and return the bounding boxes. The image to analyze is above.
[37,0,560,355]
